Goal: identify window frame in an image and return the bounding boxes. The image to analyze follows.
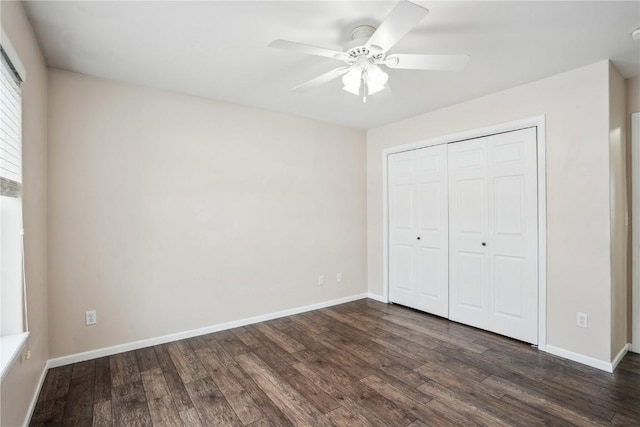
[0,29,29,383]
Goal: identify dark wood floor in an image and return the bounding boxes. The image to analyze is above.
[30,299,640,426]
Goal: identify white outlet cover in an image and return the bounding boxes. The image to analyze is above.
[318,275,324,286]
[576,312,588,328]
[86,310,97,325]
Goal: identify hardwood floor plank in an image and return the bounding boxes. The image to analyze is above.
[317,331,426,387]
[194,346,265,424]
[415,379,512,426]
[247,333,300,379]
[232,326,263,348]
[186,335,211,352]
[418,378,551,426]
[62,374,94,425]
[184,376,243,426]
[293,350,364,397]
[93,357,111,404]
[336,397,394,427]
[271,322,331,354]
[226,363,294,427]
[285,371,342,414]
[246,418,276,427]
[178,408,203,426]
[314,335,427,392]
[111,380,153,427]
[359,375,464,427]
[482,374,611,426]
[92,400,112,427]
[202,333,239,369]
[165,340,208,384]
[612,412,640,425]
[30,397,67,426]
[37,365,72,402]
[214,329,252,356]
[547,372,640,419]
[236,352,334,426]
[222,385,265,425]
[290,354,414,427]
[140,368,182,427]
[425,398,485,427]
[383,314,489,354]
[510,375,618,422]
[253,322,305,354]
[325,405,374,427]
[71,360,96,379]
[110,351,141,388]
[135,346,160,372]
[415,359,504,399]
[288,313,330,335]
[497,393,583,426]
[153,344,195,412]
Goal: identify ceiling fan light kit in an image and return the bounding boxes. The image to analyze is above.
[268,1,469,103]
[342,61,388,102]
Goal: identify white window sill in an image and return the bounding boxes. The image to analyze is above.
[1,332,29,382]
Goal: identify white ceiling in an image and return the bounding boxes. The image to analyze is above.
[23,1,640,130]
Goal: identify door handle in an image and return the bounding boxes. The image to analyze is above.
[482,242,487,246]
[417,237,421,240]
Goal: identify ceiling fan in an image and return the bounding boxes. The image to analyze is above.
[268,1,469,103]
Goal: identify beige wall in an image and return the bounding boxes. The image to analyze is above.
[0,2,49,426]
[47,69,367,358]
[609,63,628,357]
[367,61,613,362]
[628,76,640,114]
[628,75,640,342]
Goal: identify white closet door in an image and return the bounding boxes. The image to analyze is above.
[448,128,538,344]
[389,145,449,317]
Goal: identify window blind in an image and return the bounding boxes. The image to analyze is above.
[0,48,22,195]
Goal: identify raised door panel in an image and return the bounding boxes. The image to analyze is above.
[415,144,449,317]
[449,128,538,344]
[448,138,490,329]
[388,151,417,307]
[487,128,538,343]
[389,145,448,317]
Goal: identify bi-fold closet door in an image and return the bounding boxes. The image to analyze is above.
[388,127,538,344]
[388,144,450,318]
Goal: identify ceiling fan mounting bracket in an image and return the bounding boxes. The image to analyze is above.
[351,25,376,41]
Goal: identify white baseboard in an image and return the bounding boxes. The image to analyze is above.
[47,293,368,368]
[611,343,631,371]
[366,293,388,303]
[23,361,49,427]
[544,344,631,373]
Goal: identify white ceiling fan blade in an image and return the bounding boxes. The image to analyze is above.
[385,54,470,71]
[269,40,348,61]
[365,1,429,54]
[291,67,350,93]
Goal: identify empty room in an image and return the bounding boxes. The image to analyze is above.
[1,0,640,425]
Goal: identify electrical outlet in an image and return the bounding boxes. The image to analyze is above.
[337,273,342,283]
[86,310,97,326]
[576,312,588,328]
[318,275,325,286]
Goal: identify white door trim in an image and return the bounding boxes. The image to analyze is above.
[382,115,547,351]
[632,112,640,353]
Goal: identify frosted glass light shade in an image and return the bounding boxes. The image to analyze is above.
[366,64,388,95]
[342,66,362,95]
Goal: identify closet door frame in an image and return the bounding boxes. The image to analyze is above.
[382,115,547,351]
